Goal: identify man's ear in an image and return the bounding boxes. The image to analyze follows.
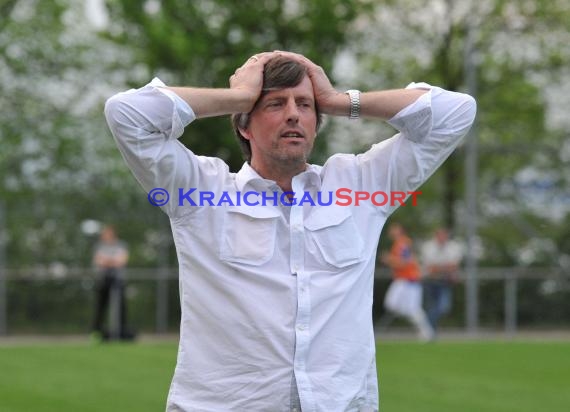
[239,127,252,141]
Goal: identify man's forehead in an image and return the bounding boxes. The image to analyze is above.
[262,77,315,99]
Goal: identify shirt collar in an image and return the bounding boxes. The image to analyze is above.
[235,162,322,192]
[297,164,322,189]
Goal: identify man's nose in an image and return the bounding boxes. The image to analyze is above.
[285,99,300,122]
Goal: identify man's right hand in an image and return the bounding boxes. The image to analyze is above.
[229,52,278,113]
[166,52,279,118]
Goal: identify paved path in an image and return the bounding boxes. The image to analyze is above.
[375,328,570,342]
[0,333,179,346]
[1,330,570,346]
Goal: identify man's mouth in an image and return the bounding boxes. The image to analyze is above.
[281,131,304,139]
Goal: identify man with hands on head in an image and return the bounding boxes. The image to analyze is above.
[105,50,476,412]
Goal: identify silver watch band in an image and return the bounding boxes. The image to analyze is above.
[345,89,361,120]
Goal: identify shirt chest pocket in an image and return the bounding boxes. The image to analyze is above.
[304,207,365,268]
[219,206,281,266]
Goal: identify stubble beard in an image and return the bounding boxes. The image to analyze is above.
[270,140,313,169]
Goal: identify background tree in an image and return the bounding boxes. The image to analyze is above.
[2,0,568,269]
[105,0,374,168]
[0,0,374,268]
[336,0,570,266]
[0,0,161,268]
[2,0,569,333]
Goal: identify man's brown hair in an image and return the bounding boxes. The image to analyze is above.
[231,56,323,162]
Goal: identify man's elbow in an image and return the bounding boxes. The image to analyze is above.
[104,94,128,130]
[464,94,477,126]
[448,94,477,138]
[460,94,477,133]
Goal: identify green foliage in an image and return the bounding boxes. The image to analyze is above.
[1,0,569,269]
[0,0,166,267]
[0,0,376,268]
[106,0,373,170]
[346,0,570,264]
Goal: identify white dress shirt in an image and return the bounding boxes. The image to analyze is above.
[421,239,464,273]
[104,78,476,412]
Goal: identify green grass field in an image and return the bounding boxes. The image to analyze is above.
[0,340,569,411]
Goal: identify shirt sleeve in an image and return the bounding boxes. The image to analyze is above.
[104,78,229,217]
[420,242,435,266]
[448,241,465,262]
[355,83,477,216]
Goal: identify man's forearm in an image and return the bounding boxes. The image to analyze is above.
[167,86,426,121]
[361,88,428,119]
[166,87,255,119]
[322,88,428,120]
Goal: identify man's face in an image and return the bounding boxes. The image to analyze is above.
[241,76,318,168]
[100,227,116,243]
[388,224,402,240]
[435,229,448,244]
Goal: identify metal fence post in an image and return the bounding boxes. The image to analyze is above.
[156,231,170,333]
[156,266,169,333]
[504,271,518,335]
[108,276,121,340]
[464,15,479,334]
[0,200,6,336]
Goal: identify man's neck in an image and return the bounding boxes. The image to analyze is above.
[250,160,308,193]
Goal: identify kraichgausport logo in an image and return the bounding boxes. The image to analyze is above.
[147,188,422,207]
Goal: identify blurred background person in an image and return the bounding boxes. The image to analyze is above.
[91,225,132,341]
[421,227,464,332]
[381,223,434,341]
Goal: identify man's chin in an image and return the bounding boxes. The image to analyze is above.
[276,148,311,164]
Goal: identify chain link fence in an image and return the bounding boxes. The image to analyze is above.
[1,266,569,336]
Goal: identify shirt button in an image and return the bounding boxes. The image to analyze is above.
[297,324,306,331]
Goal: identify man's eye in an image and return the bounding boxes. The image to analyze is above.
[268,102,282,107]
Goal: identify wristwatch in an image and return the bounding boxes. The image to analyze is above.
[345,89,361,120]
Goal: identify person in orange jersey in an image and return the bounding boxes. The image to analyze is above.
[381,223,434,341]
